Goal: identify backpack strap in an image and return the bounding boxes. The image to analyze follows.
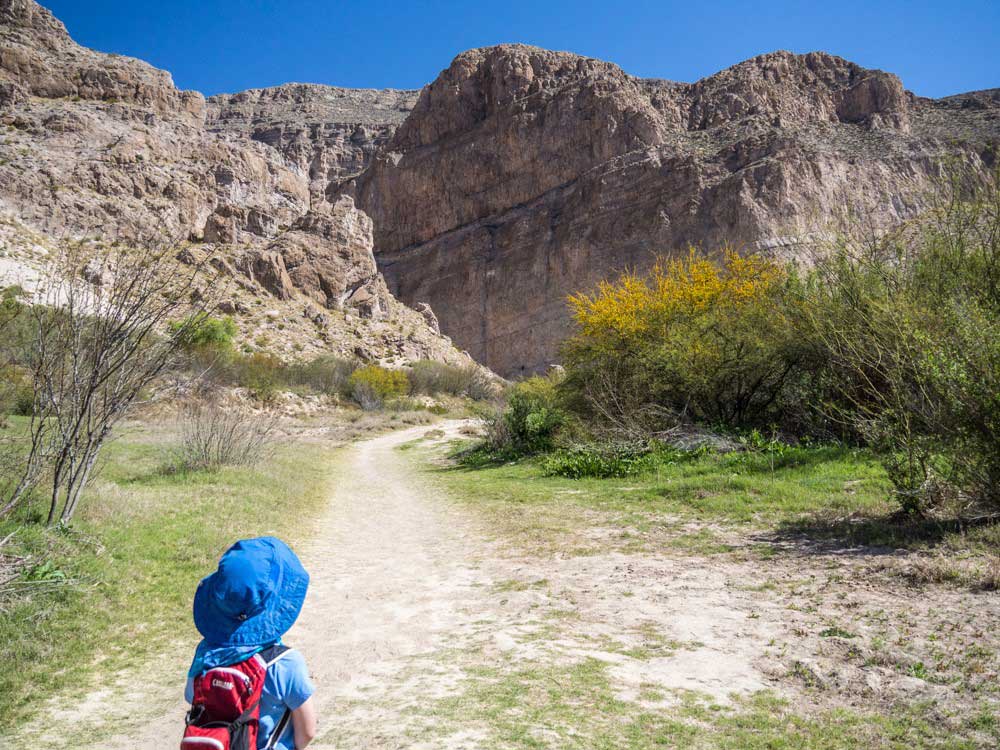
[254,645,296,748]
[230,646,293,729]
[255,644,292,668]
[262,709,292,750]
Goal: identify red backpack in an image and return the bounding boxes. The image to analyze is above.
[181,644,292,750]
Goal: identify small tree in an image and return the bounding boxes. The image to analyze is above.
[8,240,213,525]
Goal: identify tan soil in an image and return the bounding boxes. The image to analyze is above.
[11,421,999,748]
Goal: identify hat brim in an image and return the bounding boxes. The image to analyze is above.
[193,538,310,646]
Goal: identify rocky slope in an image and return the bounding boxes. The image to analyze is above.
[0,0,467,366]
[206,84,418,205]
[350,46,999,376]
[1,1,997,376]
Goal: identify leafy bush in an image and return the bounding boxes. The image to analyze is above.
[348,365,409,410]
[170,314,237,352]
[408,360,467,395]
[408,360,494,399]
[285,355,357,397]
[231,353,286,404]
[477,372,566,458]
[798,168,1000,515]
[0,365,33,416]
[562,249,813,437]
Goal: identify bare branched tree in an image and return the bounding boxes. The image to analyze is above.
[8,239,215,525]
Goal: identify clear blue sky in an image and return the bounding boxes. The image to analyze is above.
[44,0,999,98]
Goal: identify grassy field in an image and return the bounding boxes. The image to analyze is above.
[431,442,1000,561]
[0,417,338,727]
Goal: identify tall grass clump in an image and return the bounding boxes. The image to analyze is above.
[175,400,276,472]
[408,360,494,399]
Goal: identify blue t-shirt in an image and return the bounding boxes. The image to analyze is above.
[186,649,315,750]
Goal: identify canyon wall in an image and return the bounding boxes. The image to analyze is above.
[351,46,999,375]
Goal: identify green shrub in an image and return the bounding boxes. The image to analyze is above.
[798,167,1000,515]
[348,365,409,410]
[408,360,465,395]
[408,360,494,399]
[170,314,237,352]
[0,365,32,416]
[481,372,566,457]
[285,355,357,397]
[233,353,285,404]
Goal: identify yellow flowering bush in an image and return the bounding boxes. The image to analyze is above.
[562,248,812,431]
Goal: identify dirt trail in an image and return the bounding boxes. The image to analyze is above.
[12,420,998,748]
[67,420,776,749]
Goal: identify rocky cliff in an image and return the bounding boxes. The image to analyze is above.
[351,46,999,376]
[0,0,468,367]
[1,2,997,376]
[206,84,418,205]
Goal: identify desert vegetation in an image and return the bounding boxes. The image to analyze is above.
[0,237,491,734]
[473,167,1000,525]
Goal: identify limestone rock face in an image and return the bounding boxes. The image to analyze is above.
[207,84,418,203]
[0,0,473,368]
[2,2,997,376]
[268,195,390,317]
[353,45,999,376]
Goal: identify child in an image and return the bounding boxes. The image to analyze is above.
[183,537,317,750]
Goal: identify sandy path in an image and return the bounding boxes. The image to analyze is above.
[24,421,785,748]
[11,420,998,748]
[80,421,489,748]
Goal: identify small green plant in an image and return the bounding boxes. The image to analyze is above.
[349,365,409,410]
[22,560,67,582]
[818,626,855,639]
[542,446,653,479]
[170,313,237,352]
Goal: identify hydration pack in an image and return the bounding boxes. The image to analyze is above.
[181,644,292,750]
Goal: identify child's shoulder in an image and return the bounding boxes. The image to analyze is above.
[270,645,308,673]
[265,645,314,704]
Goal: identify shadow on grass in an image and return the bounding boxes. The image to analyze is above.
[761,511,1000,556]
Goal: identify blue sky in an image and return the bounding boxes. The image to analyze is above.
[44,0,999,98]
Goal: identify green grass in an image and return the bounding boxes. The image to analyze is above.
[417,655,993,749]
[0,418,337,728]
[423,443,893,555]
[426,441,1000,558]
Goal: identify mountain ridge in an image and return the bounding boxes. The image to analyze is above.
[1,0,997,376]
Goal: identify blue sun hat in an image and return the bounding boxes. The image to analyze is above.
[193,536,309,646]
